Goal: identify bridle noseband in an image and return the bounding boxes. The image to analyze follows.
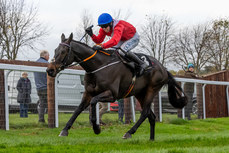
[58,43,72,70]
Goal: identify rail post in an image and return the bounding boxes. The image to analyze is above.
[47,74,55,128]
[0,70,6,130]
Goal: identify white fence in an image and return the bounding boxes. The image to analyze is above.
[0,63,135,130]
[175,77,229,121]
[1,63,229,130]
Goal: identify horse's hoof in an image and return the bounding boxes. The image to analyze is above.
[59,130,68,136]
[122,132,132,139]
[93,124,101,135]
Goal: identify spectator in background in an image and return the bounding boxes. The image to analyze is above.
[34,50,49,123]
[184,63,198,120]
[99,102,108,125]
[118,99,124,123]
[16,72,31,118]
[99,99,124,125]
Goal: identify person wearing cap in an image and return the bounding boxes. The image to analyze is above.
[85,13,149,75]
[184,63,198,120]
[187,64,194,73]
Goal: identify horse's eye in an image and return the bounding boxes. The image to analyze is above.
[51,58,55,62]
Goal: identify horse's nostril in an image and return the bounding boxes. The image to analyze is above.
[47,69,54,76]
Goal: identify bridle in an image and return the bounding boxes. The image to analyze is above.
[52,41,122,74]
[58,43,73,70]
[51,42,76,71]
[53,42,98,71]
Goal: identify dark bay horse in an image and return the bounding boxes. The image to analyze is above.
[46,33,187,140]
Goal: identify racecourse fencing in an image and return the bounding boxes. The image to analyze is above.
[176,77,229,120]
[0,61,135,130]
[0,63,49,130]
[0,60,229,130]
[201,71,229,118]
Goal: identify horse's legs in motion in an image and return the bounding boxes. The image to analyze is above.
[90,90,114,134]
[90,98,101,134]
[122,104,151,139]
[123,88,160,140]
[59,93,91,136]
[148,109,156,140]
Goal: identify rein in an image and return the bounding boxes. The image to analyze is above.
[57,42,112,71]
[57,43,98,70]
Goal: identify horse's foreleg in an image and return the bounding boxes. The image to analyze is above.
[90,90,114,135]
[59,93,91,136]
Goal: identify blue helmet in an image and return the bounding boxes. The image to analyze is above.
[188,63,194,69]
[98,13,113,25]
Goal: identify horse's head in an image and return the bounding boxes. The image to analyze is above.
[46,33,74,77]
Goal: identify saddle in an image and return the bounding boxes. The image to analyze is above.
[116,51,153,76]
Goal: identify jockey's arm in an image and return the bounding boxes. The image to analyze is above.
[102,25,124,49]
[91,28,106,44]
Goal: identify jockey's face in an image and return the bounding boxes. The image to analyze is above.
[102,26,111,33]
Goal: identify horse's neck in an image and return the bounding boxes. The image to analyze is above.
[73,42,111,72]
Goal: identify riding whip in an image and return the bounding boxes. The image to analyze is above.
[80,25,94,41]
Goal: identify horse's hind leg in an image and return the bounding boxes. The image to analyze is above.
[59,93,91,136]
[90,98,101,135]
[148,110,156,140]
[123,104,156,140]
[123,86,161,140]
[123,105,150,139]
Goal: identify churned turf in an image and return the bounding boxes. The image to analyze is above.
[0,113,229,153]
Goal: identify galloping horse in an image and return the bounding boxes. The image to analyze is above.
[46,33,187,140]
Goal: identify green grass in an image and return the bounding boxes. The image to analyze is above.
[0,113,229,152]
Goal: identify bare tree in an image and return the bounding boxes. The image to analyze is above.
[204,18,229,71]
[171,23,211,73]
[74,9,94,45]
[0,0,49,60]
[112,9,132,20]
[138,15,175,66]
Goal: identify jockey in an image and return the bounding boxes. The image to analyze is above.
[85,13,148,75]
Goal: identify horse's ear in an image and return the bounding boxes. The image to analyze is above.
[66,33,73,44]
[61,33,65,42]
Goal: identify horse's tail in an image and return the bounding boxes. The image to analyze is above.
[167,71,187,109]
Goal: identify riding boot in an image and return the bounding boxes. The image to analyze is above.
[125,52,149,75]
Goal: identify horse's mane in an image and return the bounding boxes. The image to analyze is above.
[71,39,92,49]
[70,39,116,56]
